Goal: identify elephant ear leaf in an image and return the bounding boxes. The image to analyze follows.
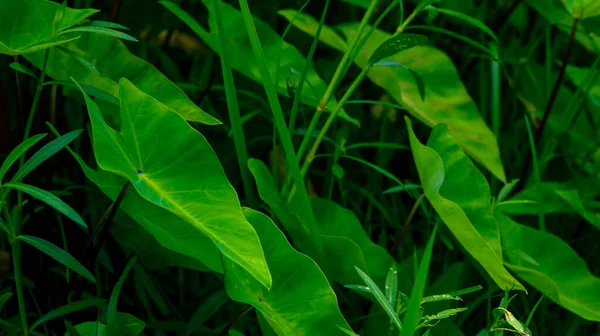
[405,117,524,291]
[560,0,600,19]
[224,208,352,336]
[497,213,600,321]
[76,77,271,289]
[0,0,98,55]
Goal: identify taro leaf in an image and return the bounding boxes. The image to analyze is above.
[406,118,524,291]
[248,159,398,287]
[69,150,222,273]
[223,208,352,335]
[279,12,506,182]
[497,213,600,321]
[524,0,600,53]
[0,0,97,56]
[111,212,211,271]
[79,78,271,289]
[24,33,219,125]
[160,0,359,126]
[368,33,428,65]
[560,0,600,19]
[499,181,600,230]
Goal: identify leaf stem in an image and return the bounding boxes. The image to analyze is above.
[517,18,579,190]
[23,49,50,144]
[12,238,28,335]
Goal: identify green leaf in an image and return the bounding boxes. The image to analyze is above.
[65,322,107,336]
[560,0,600,18]
[401,226,437,336]
[79,78,271,289]
[223,208,352,335]
[30,298,105,332]
[525,0,600,52]
[566,64,600,101]
[12,129,83,182]
[421,294,462,303]
[3,183,87,232]
[69,149,222,273]
[0,293,12,313]
[385,264,399,308]
[59,26,138,42]
[497,213,600,321]
[281,12,506,181]
[16,235,95,283]
[9,62,39,80]
[428,8,498,41]
[161,0,359,126]
[186,289,229,335]
[422,307,468,322]
[494,307,530,335]
[0,0,98,55]
[368,33,428,65]
[278,9,348,51]
[355,266,403,331]
[0,133,46,184]
[24,34,219,125]
[64,320,83,336]
[405,117,524,291]
[102,312,144,336]
[107,257,137,336]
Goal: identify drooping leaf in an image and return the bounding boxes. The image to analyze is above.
[497,213,600,321]
[223,208,351,335]
[11,129,83,183]
[9,62,39,79]
[280,12,506,181]
[30,298,106,332]
[405,117,524,291]
[16,235,95,283]
[355,266,403,331]
[58,26,138,42]
[78,78,271,289]
[368,33,428,65]
[24,33,219,125]
[0,0,98,55]
[3,182,87,232]
[427,7,498,41]
[160,0,359,126]
[0,133,46,184]
[560,0,600,19]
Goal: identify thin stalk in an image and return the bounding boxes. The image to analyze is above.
[237,0,323,259]
[518,18,579,190]
[524,114,544,231]
[390,193,424,256]
[218,305,253,336]
[12,239,28,335]
[22,49,50,144]
[288,0,330,133]
[490,43,500,193]
[395,2,420,34]
[213,0,255,206]
[57,213,70,284]
[300,66,371,178]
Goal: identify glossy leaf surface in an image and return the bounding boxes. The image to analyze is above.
[224,208,351,335]
[80,78,271,289]
[0,0,97,55]
[279,11,506,181]
[161,0,358,125]
[406,118,523,291]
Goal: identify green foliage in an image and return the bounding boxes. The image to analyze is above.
[2,0,600,334]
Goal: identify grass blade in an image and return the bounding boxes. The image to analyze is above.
[355,266,403,331]
[107,256,137,336]
[0,133,46,183]
[59,26,138,42]
[16,235,95,283]
[4,182,87,232]
[30,298,105,332]
[12,129,83,183]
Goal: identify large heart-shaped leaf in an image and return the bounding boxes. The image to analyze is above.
[497,213,600,321]
[279,10,506,182]
[24,33,219,125]
[560,0,600,19]
[160,0,359,126]
[69,147,222,273]
[0,0,97,55]
[78,78,271,289]
[224,208,352,335]
[406,117,524,291]
[249,159,397,287]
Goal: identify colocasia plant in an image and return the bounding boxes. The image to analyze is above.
[0,0,599,335]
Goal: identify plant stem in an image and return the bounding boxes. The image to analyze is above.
[12,239,28,335]
[213,0,255,207]
[517,18,579,190]
[22,49,50,143]
[390,193,424,256]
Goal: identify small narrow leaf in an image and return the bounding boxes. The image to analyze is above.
[9,62,39,80]
[52,1,67,35]
[107,256,137,336]
[355,267,403,331]
[4,183,87,232]
[64,320,83,336]
[423,307,467,321]
[0,133,46,183]
[83,20,129,30]
[30,298,105,331]
[368,33,428,65]
[421,294,462,303]
[12,129,83,182]
[59,26,138,42]
[0,293,12,312]
[447,285,483,297]
[344,285,372,294]
[428,7,498,41]
[55,45,99,74]
[385,265,398,307]
[17,235,95,283]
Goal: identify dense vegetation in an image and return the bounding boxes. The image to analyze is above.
[1,0,599,335]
